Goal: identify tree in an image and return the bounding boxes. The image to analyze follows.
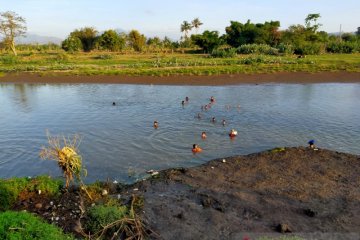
[191,30,223,53]
[70,27,98,52]
[180,21,193,39]
[192,18,203,34]
[356,27,360,36]
[61,36,82,52]
[0,11,27,55]
[305,13,322,33]
[225,20,280,47]
[127,30,146,52]
[97,30,124,51]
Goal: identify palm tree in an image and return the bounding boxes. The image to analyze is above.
[180,21,193,39]
[192,18,203,34]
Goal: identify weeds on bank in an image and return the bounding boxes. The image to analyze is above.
[0,176,62,211]
[82,195,154,240]
[0,211,74,239]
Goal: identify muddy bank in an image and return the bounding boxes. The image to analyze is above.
[8,147,360,239]
[123,147,360,239]
[2,72,360,85]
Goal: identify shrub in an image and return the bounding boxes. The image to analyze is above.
[210,48,237,58]
[277,43,295,54]
[85,205,128,234]
[294,42,325,55]
[326,41,359,53]
[61,36,83,52]
[0,211,73,239]
[237,44,279,55]
[0,55,19,64]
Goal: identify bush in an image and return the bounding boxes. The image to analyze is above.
[61,36,83,52]
[0,211,73,239]
[326,41,359,53]
[0,55,19,64]
[0,176,63,211]
[210,48,237,58]
[277,43,295,54]
[85,205,128,234]
[237,44,279,55]
[294,42,325,55]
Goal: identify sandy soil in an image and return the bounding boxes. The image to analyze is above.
[1,72,360,85]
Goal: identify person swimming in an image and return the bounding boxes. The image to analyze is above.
[112,102,116,106]
[211,117,216,123]
[185,96,189,102]
[197,113,202,119]
[192,144,202,153]
[229,129,238,137]
[153,121,158,129]
[210,96,215,102]
[222,119,226,126]
[181,100,185,105]
[201,132,207,139]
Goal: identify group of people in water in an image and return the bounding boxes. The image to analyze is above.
[154,95,239,154]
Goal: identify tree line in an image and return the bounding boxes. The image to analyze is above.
[1,11,360,56]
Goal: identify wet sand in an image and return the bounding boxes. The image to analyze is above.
[1,72,360,85]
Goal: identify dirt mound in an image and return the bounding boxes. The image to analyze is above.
[126,147,360,239]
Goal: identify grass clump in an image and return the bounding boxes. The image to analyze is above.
[270,147,286,153]
[0,177,29,211]
[85,204,128,235]
[40,132,86,189]
[0,176,63,211]
[0,211,73,239]
[83,195,154,240]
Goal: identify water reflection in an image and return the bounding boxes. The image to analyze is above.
[0,83,359,183]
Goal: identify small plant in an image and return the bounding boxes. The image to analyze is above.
[85,204,128,235]
[40,132,85,188]
[83,195,154,240]
[0,211,73,239]
[211,48,237,58]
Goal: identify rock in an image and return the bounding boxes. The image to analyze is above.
[304,208,317,217]
[35,203,43,209]
[276,223,292,233]
[102,189,108,196]
[50,201,54,206]
[151,171,159,176]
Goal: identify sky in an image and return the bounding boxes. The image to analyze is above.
[1,0,359,40]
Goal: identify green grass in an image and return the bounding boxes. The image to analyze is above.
[0,51,359,77]
[0,211,73,239]
[0,176,63,211]
[85,204,128,235]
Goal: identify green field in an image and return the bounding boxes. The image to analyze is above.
[0,51,359,77]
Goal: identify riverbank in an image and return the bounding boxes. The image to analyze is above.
[2,71,360,85]
[1,147,359,239]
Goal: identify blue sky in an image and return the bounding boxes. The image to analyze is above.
[1,0,359,39]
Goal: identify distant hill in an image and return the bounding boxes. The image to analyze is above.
[16,33,63,45]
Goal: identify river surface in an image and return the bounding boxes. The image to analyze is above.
[0,83,359,183]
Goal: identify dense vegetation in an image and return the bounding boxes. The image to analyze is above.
[1,12,359,77]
